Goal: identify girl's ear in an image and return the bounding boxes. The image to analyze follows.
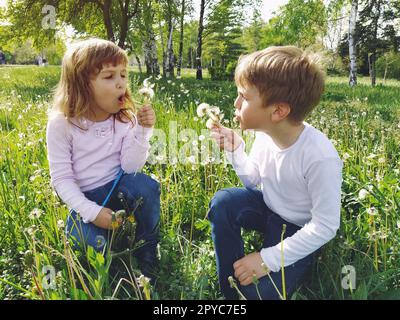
[271,103,291,122]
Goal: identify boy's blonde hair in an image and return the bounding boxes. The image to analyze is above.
[52,38,135,124]
[235,46,325,123]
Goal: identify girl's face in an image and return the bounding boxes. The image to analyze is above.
[89,63,127,121]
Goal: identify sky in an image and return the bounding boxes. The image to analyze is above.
[260,0,290,22]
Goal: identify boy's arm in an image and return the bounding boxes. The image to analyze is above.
[46,116,103,223]
[120,116,153,174]
[260,158,343,272]
[225,133,262,188]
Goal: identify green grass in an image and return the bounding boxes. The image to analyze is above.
[0,66,399,300]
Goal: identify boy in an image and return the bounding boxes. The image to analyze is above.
[208,46,343,300]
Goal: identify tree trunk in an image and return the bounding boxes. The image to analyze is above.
[177,0,185,77]
[135,55,142,73]
[117,0,130,49]
[165,17,175,78]
[188,47,192,68]
[370,0,382,87]
[369,53,376,86]
[144,27,160,76]
[103,0,115,42]
[383,58,388,83]
[348,0,358,87]
[158,19,166,77]
[196,0,205,80]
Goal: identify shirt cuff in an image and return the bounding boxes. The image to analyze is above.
[224,140,246,166]
[134,124,154,141]
[260,247,281,273]
[79,203,103,224]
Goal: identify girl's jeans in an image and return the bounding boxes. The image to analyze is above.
[207,187,317,300]
[66,172,160,264]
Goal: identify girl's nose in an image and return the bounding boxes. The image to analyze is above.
[116,75,126,89]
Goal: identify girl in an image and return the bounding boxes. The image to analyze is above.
[46,39,160,279]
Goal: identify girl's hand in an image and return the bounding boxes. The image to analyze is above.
[210,124,242,152]
[137,105,156,128]
[93,207,115,230]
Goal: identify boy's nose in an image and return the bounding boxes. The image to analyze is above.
[234,96,241,110]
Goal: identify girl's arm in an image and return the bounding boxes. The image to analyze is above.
[120,115,153,173]
[46,114,104,224]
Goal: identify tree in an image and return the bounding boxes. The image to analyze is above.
[349,0,358,86]
[266,0,328,48]
[135,0,160,75]
[356,0,399,86]
[177,0,193,76]
[195,0,256,80]
[196,0,205,79]
[4,0,140,49]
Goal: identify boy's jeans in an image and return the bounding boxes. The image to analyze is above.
[208,187,317,300]
[66,172,160,266]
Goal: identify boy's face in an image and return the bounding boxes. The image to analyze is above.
[234,84,272,131]
[89,63,127,121]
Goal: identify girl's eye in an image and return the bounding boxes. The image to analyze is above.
[105,75,113,79]
[121,74,126,78]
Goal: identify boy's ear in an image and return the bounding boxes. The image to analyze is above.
[271,103,291,121]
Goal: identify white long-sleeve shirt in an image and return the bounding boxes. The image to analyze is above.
[46,112,153,223]
[225,123,343,272]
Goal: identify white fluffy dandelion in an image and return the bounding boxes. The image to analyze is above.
[358,189,369,200]
[139,78,155,104]
[138,87,154,100]
[197,102,223,129]
[196,103,210,117]
[29,208,43,219]
[366,207,377,216]
[342,153,350,161]
[206,118,216,130]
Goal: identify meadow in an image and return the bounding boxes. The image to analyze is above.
[0,65,399,300]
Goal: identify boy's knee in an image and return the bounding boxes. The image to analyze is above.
[208,189,232,222]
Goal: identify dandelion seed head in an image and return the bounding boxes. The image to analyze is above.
[138,87,154,100]
[196,103,210,117]
[358,189,368,200]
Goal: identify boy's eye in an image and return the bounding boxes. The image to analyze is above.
[105,75,113,79]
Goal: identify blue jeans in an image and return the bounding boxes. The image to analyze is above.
[207,187,316,300]
[66,172,160,261]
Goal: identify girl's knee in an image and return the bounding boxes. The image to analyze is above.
[121,173,160,203]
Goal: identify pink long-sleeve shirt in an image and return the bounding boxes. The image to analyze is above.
[46,112,153,223]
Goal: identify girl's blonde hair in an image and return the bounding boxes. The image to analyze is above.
[52,38,135,125]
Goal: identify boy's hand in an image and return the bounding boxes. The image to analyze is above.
[137,105,156,128]
[92,207,117,230]
[233,252,270,286]
[210,124,242,152]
